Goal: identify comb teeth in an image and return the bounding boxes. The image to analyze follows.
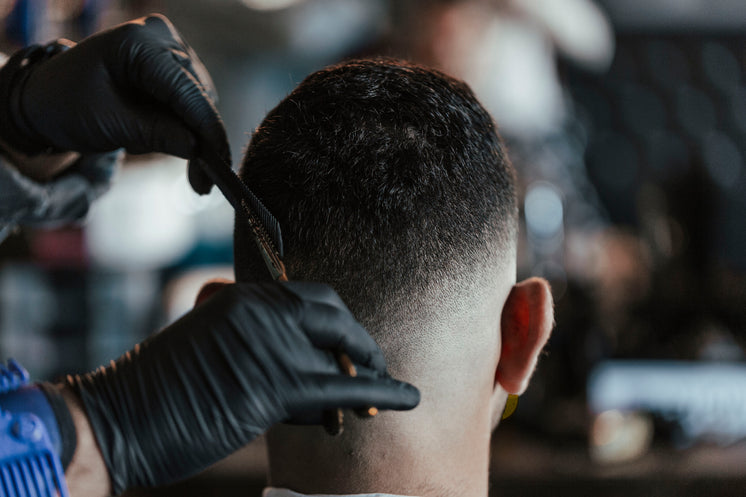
[0,453,67,497]
[238,183,284,258]
[195,153,284,258]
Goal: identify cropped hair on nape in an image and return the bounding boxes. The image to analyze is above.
[235,57,517,329]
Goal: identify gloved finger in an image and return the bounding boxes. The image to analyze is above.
[126,107,198,159]
[293,374,420,416]
[129,40,230,165]
[139,14,218,103]
[282,282,387,372]
[305,304,387,374]
[130,104,216,194]
[282,283,387,373]
[188,158,215,195]
[168,32,218,104]
[281,281,350,312]
[183,45,218,103]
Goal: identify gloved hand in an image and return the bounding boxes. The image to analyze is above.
[0,14,226,194]
[68,281,419,494]
[0,151,120,242]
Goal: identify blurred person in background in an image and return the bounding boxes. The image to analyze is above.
[0,14,419,497]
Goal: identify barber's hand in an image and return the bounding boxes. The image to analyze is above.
[68,282,419,494]
[0,14,226,193]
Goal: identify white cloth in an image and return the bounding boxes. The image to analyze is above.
[263,487,417,497]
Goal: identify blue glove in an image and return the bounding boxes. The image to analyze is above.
[0,360,75,497]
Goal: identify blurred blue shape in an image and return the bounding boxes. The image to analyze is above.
[525,182,564,240]
[589,360,746,446]
[5,0,41,46]
[76,0,109,38]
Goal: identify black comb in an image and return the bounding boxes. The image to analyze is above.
[196,154,377,435]
[197,152,286,281]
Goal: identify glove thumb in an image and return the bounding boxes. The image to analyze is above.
[187,158,214,195]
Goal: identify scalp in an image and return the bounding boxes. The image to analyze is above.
[235,58,517,354]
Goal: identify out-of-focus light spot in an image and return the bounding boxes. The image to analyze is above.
[169,173,227,216]
[470,18,565,137]
[511,0,614,71]
[701,42,740,93]
[592,409,624,447]
[676,85,717,137]
[286,0,386,58]
[590,409,653,464]
[525,182,563,238]
[86,158,196,271]
[241,0,303,11]
[168,172,234,242]
[702,131,742,189]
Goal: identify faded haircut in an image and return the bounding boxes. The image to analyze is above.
[234,58,517,341]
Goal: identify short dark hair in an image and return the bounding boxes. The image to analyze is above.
[235,58,516,334]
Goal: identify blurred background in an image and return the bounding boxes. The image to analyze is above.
[2,0,746,495]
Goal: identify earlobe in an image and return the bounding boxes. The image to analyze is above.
[195,278,233,307]
[495,277,554,395]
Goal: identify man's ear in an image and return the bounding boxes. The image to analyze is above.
[194,278,233,307]
[495,277,554,395]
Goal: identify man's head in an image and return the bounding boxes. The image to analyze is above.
[235,57,516,320]
[230,58,552,495]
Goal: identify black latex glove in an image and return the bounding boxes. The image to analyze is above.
[68,282,419,494]
[0,14,225,194]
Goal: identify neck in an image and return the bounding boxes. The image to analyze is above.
[266,400,493,497]
[266,285,505,497]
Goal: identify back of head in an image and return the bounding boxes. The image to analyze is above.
[236,58,516,340]
[235,58,518,493]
